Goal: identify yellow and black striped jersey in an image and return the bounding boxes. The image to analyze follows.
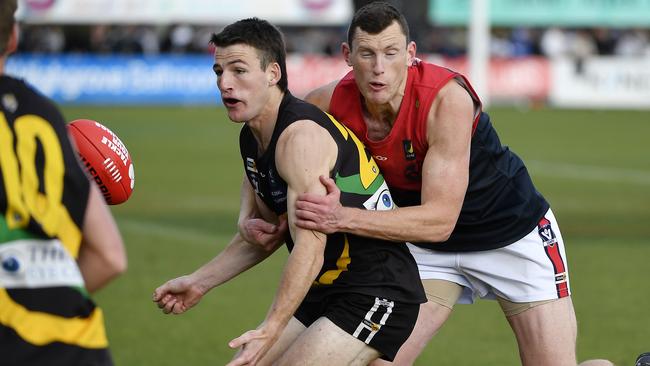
[239,92,426,304]
[0,75,112,366]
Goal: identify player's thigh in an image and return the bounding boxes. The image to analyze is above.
[276,317,380,366]
[506,296,577,365]
[506,296,576,339]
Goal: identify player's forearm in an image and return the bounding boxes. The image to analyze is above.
[263,236,324,331]
[77,244,126,293]
[78,185,127,293]
[340,204,459,243]
[192,234,275,294]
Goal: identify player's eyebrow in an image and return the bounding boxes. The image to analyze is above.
[212,59,249,73]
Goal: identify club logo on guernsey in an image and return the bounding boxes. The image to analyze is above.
[403,140,416,160]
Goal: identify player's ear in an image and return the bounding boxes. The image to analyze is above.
[268,62,281,86]
[342,42,352,66]
[6,24,18,55]
[406,41,416,66]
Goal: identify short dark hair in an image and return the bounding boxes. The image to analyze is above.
[210,18,288,92]
[0,0,17,54]
[347,1,410,50]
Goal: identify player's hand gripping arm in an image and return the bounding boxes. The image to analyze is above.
[77,183,127,293]
[153,181,281,315]
[296,81,475,243]
[227,121,334,366]
[238,173,288,252]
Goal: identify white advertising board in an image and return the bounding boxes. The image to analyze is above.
[17,0,353,25]
[551,58,650,109]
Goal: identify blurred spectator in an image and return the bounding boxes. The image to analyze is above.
[540,27,569,58]
[18,25,65,53]
[510,27,537,57]
[491,28,514,58]
[14,23,650,59]
[615,29,650,57]
[593,28,618,55]
[168,24,194,53]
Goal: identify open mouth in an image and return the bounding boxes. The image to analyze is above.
[222,97,242,107]
[369,81,386,91]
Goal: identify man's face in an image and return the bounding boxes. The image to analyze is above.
[213,43,272,123]
[345,21,414,107]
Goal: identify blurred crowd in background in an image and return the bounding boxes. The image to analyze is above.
[17,23,650,59]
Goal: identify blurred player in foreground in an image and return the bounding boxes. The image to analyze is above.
[153,17,426,365]
[0,1,127,365]
[273,2,612,366]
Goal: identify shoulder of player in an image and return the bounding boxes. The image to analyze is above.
[275,120,336,173]
[10,77,66,126]
[304,80,338,112]
[276,120,334,154]
[425,80,475,136]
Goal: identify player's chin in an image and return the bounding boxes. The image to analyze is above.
[225,109,248,123]
[366,92,391,105]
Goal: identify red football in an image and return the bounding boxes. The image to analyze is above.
[67,119,135,205]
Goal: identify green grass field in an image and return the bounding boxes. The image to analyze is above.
[62,105,650,366]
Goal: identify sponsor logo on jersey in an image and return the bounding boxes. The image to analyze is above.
[362,181,395,211]
[404,163,421,181]
[0,239,85,288]
[373,155,388,161]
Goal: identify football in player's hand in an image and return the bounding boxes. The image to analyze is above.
[67,119,135,205]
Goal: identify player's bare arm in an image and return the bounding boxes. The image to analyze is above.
[238,173,288,252]
[296,80,474,243]
[77,183,127,293]
[233,82,340,252]
[227,120,336,366]
[153,181,281,315]
[303,80,338,112]
[153,232,278,315]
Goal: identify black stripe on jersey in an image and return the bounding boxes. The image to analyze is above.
[0,324,113,366]
[7,287,95,318]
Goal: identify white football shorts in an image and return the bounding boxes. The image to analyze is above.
[407,209,571,304]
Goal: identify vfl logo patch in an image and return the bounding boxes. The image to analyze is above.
[403,140,416,160]
[537,218,557,247]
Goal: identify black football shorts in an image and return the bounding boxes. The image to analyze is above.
[294,292,419,361]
